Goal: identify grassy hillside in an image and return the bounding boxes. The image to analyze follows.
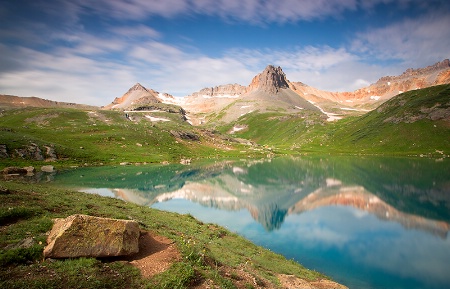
[0,181,330,289]
[223,84,450,155]
[1,85,448,168]
[217,110,326,148]
[0,107,267,167]
[321,84,450,155]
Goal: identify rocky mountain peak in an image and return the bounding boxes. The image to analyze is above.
[104,82,161,110]
[248,65,290,94]
[128,83,149,92]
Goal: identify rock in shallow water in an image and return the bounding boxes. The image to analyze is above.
[44,214,140,258]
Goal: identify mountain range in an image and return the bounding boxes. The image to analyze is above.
[0,59,449,164]
[104,59,450,124]
[1,59,449,125]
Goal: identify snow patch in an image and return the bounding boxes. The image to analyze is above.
[307,100,342,122]
[325,113,342,122]
[345,100,354,103]
[240,110,254,116]
[241,105,252,109]
[370,95,380,101]
[158,93,184,105]
[201,94,239,99]
[295,106,304,110]
[145,115,170,122]
[230,126,245,133]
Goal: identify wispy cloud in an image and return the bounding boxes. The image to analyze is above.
[44,0,427,23]
[0,0,449,105]
[352,10,450,67]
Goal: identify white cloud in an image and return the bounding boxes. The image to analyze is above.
[1,0,448,105]
[352,12,450,67]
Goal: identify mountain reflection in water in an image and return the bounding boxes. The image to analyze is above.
[57,156,450,236]
[54,156,450,289]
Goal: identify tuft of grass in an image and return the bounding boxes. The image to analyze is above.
[147,262,196,289]
[0,257,143,289]
[0,206,39,226]
[0,245,43,266]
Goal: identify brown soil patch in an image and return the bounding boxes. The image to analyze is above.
[278,274,348,289]
[121,231,180,278]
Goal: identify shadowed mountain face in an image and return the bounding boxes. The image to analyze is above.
[54,156,450,234]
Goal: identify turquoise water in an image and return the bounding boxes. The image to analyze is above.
[55,156,450,289]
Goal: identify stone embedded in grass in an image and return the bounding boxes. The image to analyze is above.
[43,214,140,258]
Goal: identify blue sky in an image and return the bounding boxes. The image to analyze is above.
[0,0,449,106]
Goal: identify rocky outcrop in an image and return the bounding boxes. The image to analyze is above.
[247,65,290,94]
[9,143,57,161]
[44,214,140,258]
[189,84,247,98]
[170,130,200,141]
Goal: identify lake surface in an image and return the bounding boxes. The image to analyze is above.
[54,156,450,289]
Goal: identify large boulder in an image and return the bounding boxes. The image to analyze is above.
[44,214,140,258]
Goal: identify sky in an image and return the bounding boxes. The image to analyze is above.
[0,0,449,106]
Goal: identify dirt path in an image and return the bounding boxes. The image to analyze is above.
[121,231,180,278]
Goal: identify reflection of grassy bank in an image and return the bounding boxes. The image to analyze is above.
[0,181,331,289]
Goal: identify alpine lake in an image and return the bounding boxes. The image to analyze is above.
[52,156,450,289]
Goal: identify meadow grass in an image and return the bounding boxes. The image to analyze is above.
[0,181,327,289]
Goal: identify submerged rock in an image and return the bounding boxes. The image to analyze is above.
[44,214,140,258]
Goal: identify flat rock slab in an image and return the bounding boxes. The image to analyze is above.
[44,214,140,258]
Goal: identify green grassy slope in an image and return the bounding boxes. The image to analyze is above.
[220,84,450,155]
[0,107,266,167]
[322,84,450,155]
[0,181,330,289]
[217,110,326,149]
[1,84,448,166]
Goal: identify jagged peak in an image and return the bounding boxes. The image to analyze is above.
[248,65,289,93]
[378,59,450,83]
[127,83,149,93]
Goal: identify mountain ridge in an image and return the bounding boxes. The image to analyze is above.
[184,65,322,124]
[183,59,450,123]
[1,59,449,125]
